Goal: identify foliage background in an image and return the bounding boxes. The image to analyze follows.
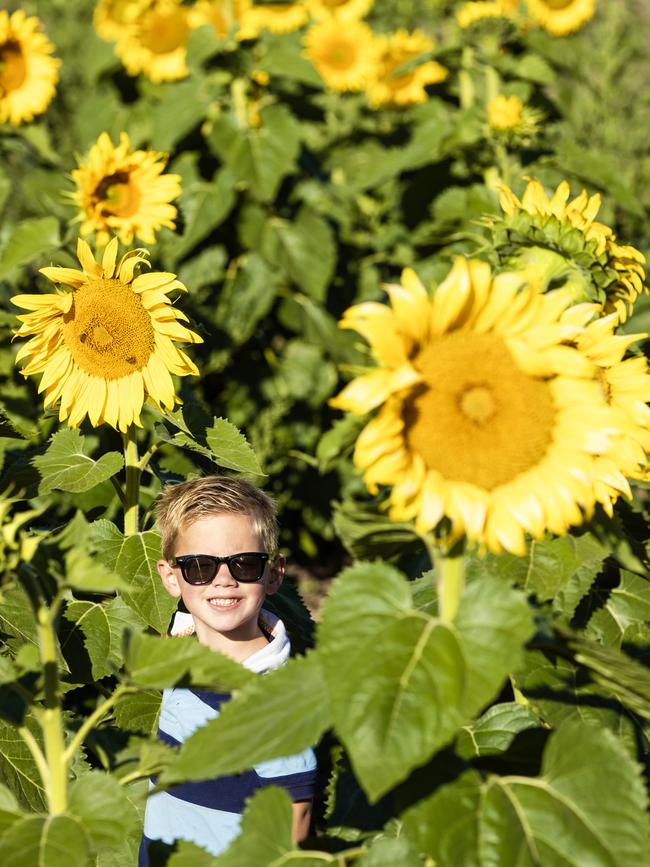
[1,1,650,865]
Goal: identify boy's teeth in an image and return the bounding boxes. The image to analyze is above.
[208,598,239,608]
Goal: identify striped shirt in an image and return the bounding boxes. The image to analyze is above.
[138,611,317,863]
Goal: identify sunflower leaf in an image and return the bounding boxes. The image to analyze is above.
[205,417,265,476]
[0,814,91,867]
[33,429,123,496]
[0,217,59,278]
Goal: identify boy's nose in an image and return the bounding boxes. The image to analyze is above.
[211,562,236,584]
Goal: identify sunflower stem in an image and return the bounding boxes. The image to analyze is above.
[123,426,140,536]
[437,548,466,624]
[36,603,67,814]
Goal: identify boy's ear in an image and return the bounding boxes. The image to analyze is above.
[266,554,285,595]
[157,559,182,598]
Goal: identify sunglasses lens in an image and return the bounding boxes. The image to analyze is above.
[230,554,265,582]
[182,555,217,585]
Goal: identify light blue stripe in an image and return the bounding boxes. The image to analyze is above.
[144,788,241,855]
[255,746,317,779]
[158,689,220,742]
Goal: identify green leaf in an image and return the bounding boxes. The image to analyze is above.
[0,217,59,278]
[90,520,176,634]
[356,836,423,867]
[114,689,161,735]
[33,429,123,496]
[63,597,146,680]
[208,104,301,202]
[167,840,216,866]
[0,814,91,867]
[0,783,22,839]
[586,570,650,648]
[169,167,237,264]
[0,719,46,811]
[456,702,542,760]
[124,633,253,691]
[162,653,327,784]
[318,565,533,800]
[63,548,130,594]
[215,253,279,346]
[150,80,213,151]
[68,772,139,851]
[332,502,423,564]
[0,585,38,650]
[205,417,265,476]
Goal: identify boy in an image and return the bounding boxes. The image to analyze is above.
[138,475,317,865]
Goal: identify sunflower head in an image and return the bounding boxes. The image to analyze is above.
[12,237,202,432]
[330,257,646,555]
[93,0,152,43]
[189,0,252,39]
[526,0,596,36]
[114,0,193,83]
[488,94,523,129]
[70,131,181,248]
[304,19,379,93]
[306,0,374,21]
[456,0,518,29]
[366,29,448,109]
[488,178,648,323]
[0,10,60,126]
[238,2,309,39]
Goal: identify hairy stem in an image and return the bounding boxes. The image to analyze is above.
[123,425,140,536]
[36,605,67,814]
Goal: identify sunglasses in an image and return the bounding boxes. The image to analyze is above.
[171,552,270,585]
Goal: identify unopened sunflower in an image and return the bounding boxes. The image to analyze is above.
[71,131,181,247]
[93,0,151,43]
[0,10,60,126]
[239,2,308,39]
[330,258,642,555]
[114,0,193,82]
[488,94,523,129]
[306,0,374,21]
[304,19,378,92]
[456,0,517,28]
[12,238,202,432]
[527,0,595,36]
[366,29,448,109]
[189,0,251,39]
[493,178,647,323]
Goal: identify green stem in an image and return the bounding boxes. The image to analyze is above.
[63,686,131,767]
[122,426,140,536]
[36,605,67,814]
[436,548,466,624]
[18,725,49,791]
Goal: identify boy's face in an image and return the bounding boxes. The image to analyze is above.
[157,512,283,651]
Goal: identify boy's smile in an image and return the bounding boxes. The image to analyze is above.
[157,512,284,660]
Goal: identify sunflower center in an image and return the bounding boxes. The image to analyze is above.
[404,331,556,490]
[0,42,27,94]
[323,39,357,69]
[62,277,155,379]
[95,171,141,218]
[322,0,350,7]
[140,10,189,54]
[541,0,574,8]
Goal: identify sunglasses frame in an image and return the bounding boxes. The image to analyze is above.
[171,552,271,585]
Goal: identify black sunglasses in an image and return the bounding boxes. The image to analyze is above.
[171,552,270,585]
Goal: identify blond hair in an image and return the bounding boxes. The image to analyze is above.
[155,475,278,560]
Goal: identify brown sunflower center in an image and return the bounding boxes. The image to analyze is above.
[540,0,574,9]
[62,277,155,379]
[0,42,27,94]
[95,171,141,218]
[404,331,556,490]
[140,10,189,54]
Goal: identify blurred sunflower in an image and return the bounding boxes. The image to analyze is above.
[189,0,251,38]
[330,258,639,555]
[488,94,523,129]
[496,179,647,322]
[306,0,373,21]
[114,0,192,82]
[304,19,378,92]
[0,10,60,126]
[527,0,595,36]
[366,29,448,109]
[70,131,181,247]
[93,0,152,42]
[456,0,517,28]
[12,238,202,432]
[239,2,308,39]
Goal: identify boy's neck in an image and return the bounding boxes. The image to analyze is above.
[193,619,270,663]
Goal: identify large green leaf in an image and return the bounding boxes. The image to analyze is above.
[585,569,650,648]
[32,429,123,496]
[63,597,146,680]
[0,720,46,811]
[162,653,327,784]
[113,689,161,735]
[89,520,176,634]
[215,253,279,346]
[63,548,130,594]
[0,814,91,867]
[167,167,237,264]
[318,564,532,800]
[0,217,60,278]
[68,772,139,851]
[123,633,253,691]
[456,703,542,760]
[0,783,22,839]
[0,585,38,650]
[356,837,423,867]
[205,417,265,476]
[207,103,301,202]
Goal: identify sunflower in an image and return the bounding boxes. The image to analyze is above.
[70,132,181,248]
[93,0,152,43]
[526,0,595,36]
[366,29,448,109]
[495,178,647,323]
[330,258,640,555]
[306,0,374,21]
[114,0,193,82]
[488,94,523,129]
[238,2,309,39]
[12,237,202,432]
[188,0,251,38]
[456,0,517,28]
[0,10,60,126]
[304,19,379,92]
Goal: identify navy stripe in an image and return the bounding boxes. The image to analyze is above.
[189,689,230,710]
[257,769,317,801]
[157,728,180,748]
[152,771,264,813]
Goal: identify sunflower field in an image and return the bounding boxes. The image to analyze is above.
[2,0,650,864]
